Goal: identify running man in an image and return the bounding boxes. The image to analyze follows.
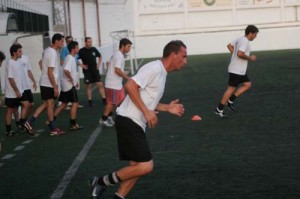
[99,38,132,127]
[215,25,259,118]
[90,40,187,199]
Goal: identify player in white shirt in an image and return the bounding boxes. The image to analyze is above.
[4,43,31,136]
[90,40,187,199]
[215,25,259,118]
[99,38,132,127]
[24,33,65,136]
[51,41,83,130]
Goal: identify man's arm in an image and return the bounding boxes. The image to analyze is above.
[115,67,130,80]
[125,79,158,128]
[237,50,256,61]
[48,67,59,97]
[28,70,37,91]
[64,69,75,87]
[8,78,21,98]
[155,99,184,117]
[97,56,102,69]
[227,43,234,54]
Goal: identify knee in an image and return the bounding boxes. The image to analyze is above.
[244,82,251,90]
[139,161,154,176]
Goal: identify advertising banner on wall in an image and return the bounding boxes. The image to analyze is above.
[139,0,184,12]
[187,0,231,8]
[238,0,280,6]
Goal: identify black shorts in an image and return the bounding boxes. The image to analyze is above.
[115,115,152,162]
[83,70,101,84]
[58,87,78,103]
[40,86,56,100]
[5,98,20,108]
[228,73,250,87]
[20,89,33,103]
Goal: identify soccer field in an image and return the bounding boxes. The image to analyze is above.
[0,49,299,199]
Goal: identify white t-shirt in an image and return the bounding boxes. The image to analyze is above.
[116,60,167,131]
[228,36,251,75]
[18,55,32,90]
[105,50,125,90]
[61,54,77,92]
[39,47,60,87]
[5,59,23,98]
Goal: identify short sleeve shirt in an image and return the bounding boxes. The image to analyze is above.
[39,47,60,87]
[61,54,77,92]
[78,47,101,71]
[228,36,251,75]
[116,60,167,131]
[105,50,125,90]
[18,55,32,90]
[5,59,23,98]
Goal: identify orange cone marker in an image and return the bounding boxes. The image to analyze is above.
[191,115,202,121]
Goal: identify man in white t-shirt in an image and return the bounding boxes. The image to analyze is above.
[4,43,31,136]
[90,40,187,199]
[99,38,132,127]
[215,25,259,118]
[16,54,37,129]
[24,33,65,136]
[51,41,83,130]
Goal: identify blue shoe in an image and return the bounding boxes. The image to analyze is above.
[89,176,106,199]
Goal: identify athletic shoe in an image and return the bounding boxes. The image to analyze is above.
[99,119,114,127]
[215,108,228,118]
[108,116,115,125]
[49,128,65,136]
[69,124,83,130]
[24,122,35,135]
[227,101,236,112]
[89,176,106,199]
[17,123,26,131]
[6,131,16,137]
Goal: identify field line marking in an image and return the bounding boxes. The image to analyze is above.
[50,125,102,199]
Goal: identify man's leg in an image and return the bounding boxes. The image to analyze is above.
[215,86,236,117]
[6,107,16,136]
[96,82,106,104]
[232,82,251,98]
[54,102,68,119]
[86,83,93,106]
[100,104,114,127]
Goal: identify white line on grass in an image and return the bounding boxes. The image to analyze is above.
[50,125,103,199]
[14,145,25,151]
[1,154,15,160]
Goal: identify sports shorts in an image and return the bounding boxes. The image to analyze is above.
[20,89,33,103]
[83,69,101,84]
[105,88,125,106]
[115,115,152,162]
[58,87,78,103]
[228,73,250,87]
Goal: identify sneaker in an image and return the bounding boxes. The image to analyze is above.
[108,116,115,125]
[69,124,83,130]
[49,128,66,136]
[89,176,106,199]
[6,131,16,137]
[215,108,228,118]
[227,101,236,112]
[24,122,35,135]
[99,119,114,127]
[17,123,26,131]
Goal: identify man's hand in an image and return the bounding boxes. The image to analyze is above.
[168,99,185,117]
[250,55,256,61]
[144,110,158,128]
[54,86,59,97]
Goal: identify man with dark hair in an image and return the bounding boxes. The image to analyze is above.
[99,38,132,127]
[24,33,65,135]
[90,40,187,199]
[51,41,83,130]
[0,51,5,65]
[60,35,74,65]
[215,25,259,118]
[4,43,31,136]
[78,37,106,107]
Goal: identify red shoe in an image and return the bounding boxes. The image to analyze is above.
[49,128,66,136]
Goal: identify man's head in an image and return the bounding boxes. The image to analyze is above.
[163,40,187,72]
[0,51,6,67]
[65,36,73,44]
[52,33,65,49]
[119,38,132,54]
[245,25,259,41]
[10,43,23,59]
[85,37,93,48]
[68,41,79,55]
